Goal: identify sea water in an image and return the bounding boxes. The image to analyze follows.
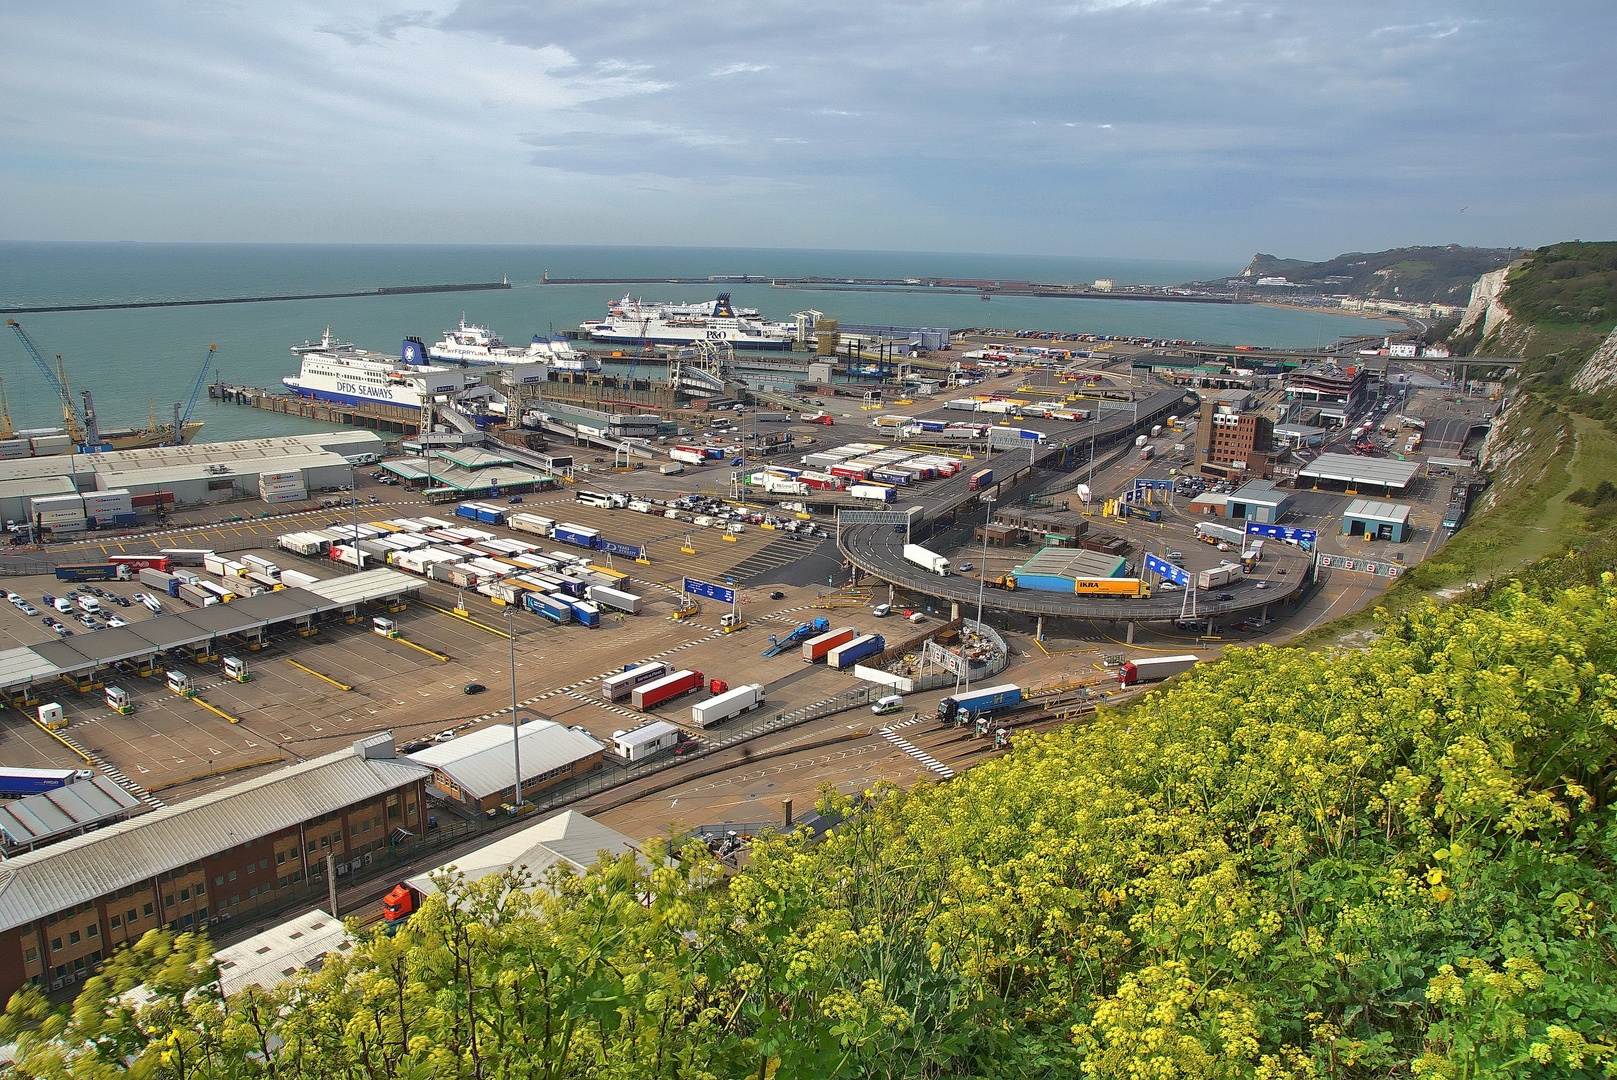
[0,243,1400,442]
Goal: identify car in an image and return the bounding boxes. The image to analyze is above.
[462,683,487,695]
[19,603,39,616]
[107,615,129,627]
[957,561,974,572]
[674,740,701,756]
[41,594,55,606]
[111,595,131,607]
[53,625,73,637]
[399,738,433,753]
[435,729,457,742]
[769,590,785,600]
[1255,582,1269,590]
[1216,592,1235,601]
[367,494,381,503]
[508,496,523,504]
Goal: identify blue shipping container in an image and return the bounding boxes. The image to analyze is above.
[826,633,884,668]
[554,527,600,549]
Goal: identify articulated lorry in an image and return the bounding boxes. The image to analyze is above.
[1117,655,1200,686]
[936,684,1022,724]
[691,683,765,727]
[53,563,132,582]
[902,544,949,575]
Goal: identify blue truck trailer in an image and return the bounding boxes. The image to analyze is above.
[936,683,1022,723]
[53,563,132,582]
[825,633,885,669]
[553,523,602,549]
[523,592,574,625]
[0,767,92,798]
[562,597,601,627]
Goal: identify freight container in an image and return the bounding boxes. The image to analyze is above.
[936,683,1022,723]
[849,484,896,503]
[631,669,705,710]
[277,533,327,555]
[825,634,884,669]
[870,469,912,485]
[1138,446,1155,461]
[587,585,643,614]
[967,468,993,491]
[945,399,980,411]
[523,592,573,624]
[659,462,685,475]
[53,563,132,582]
[1196,563,1241,590]
[1118,655,1200,685]
[802,626,857,662]
[691,683,766,727]
[138,567,178,591]
[553,524,602,549]
[1151,425,1163,437]
[199,581,237,602]
[1072,577,1150,598]
[508,512,557,538]
[178,583,219,608]
[669,448,705,466]
[1135,435,1148,448]
[280,569,321,588]
[203,553,230,576]
[221,560,250,577]
[426,561,470,583]
[601,661,671,701]
[246,571,282,592]
[701,447,724,460]
[612,721,682,762]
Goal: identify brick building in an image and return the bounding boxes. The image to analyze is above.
[0,734,429,1000]
[1194,400,1276,481]
[1284,364,1369,425]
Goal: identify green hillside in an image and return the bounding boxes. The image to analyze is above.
[1224,246,1520,304]
[6,557,1616,1078]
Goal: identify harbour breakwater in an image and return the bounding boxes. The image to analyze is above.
[538,274,1236,304]
[1,280,512,315]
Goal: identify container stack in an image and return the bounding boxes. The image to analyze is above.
[29,493,86,534]
[30,432,73,455]
[258,468,307,505]
[83,488,135,527]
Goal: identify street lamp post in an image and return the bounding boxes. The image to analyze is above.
[508,609,522,810]
[967,495,995,691]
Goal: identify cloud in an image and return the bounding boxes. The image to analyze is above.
[0,1,1612,259]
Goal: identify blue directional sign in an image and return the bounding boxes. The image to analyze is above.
[1244,521,1319,545]
[601,539,643,559]
[683,577,735,604]
[1133,478,1174,492]
[1143,553,1190,587]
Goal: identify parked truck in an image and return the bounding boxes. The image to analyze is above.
[669,448,706,467]
[586,585,642,615]
[553,523,601,549]
[107,554,172,572]
[825,633,884,669]
[631,669,705,711]
[659,462,685,475]
[1117,654,1200,686]
[801,626,857,662]
[691,683,766,727]
[600,661,671,701]
[936,684,1022,724]
[53,563,132,582]
[1073,577,1151,598]
[902,543,950,576]
[0,766,93,798]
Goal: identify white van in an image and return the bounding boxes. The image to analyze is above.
[872,603,892,618]
[53,597,73,614]
[871,695,905,716]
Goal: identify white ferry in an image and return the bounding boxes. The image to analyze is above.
[428,317,600,372]
[283,338,467,410]
[581,293,796,351]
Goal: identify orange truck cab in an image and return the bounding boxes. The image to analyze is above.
[382,883,418,931]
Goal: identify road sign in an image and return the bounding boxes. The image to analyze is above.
[1133,478,1173,492]
[1244,521,1319,545]
[600,539,643,559]
[683,577,735,604]
[1143,553,1190,587]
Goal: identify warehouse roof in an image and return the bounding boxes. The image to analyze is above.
[306,569,424,607]
[0,777,142,852]
[0,476,78,501]
[0,433,384,486]
[213,908,356,997]
[1297,453,1421,492]
[435,447,520,470]
[1343,499,1412,525]
[409,720,604,801]
[1229,480,1289,508]
[405,811,636,899]
[1014,546,1128,580]
[0,734,429,933]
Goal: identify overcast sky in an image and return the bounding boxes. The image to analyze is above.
[1,1,1611,261]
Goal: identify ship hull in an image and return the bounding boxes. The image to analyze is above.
[283,381,424,411]
[585,329,792,351]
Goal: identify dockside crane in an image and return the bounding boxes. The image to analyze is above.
[172,345,216,444]
[0,377,14,439]
[6,319,86,446]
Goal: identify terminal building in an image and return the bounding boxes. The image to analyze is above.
[1193,400,1275,481]
[1341,499,1414,542]
[1284,364,1369,426]
[0,733,430,1000]
[407,720,606,814]
[1011,547,1128,592]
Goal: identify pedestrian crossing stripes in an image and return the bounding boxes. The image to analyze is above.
[877,726,954,778]
[53,728,165,808]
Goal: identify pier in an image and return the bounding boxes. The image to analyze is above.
[2,280,512,315]
[208,383,422,436]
